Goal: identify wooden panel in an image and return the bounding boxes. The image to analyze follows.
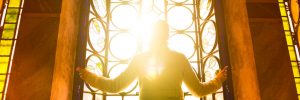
[5,0,61,100]
[247,2,298,100]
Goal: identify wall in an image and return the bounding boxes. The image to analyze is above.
[247,0,298,99]
[6,0,61,100]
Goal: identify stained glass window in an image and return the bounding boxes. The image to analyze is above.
[84,0,224,99]
[0,0,24,99]
[279,0,300,99]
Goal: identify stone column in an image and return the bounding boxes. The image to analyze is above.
[50,0,81,99]
[221,0,261,99]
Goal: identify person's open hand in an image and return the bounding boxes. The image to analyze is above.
[216,66,228,82]
[76,66,85,78]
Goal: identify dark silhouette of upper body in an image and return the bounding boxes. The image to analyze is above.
[77,20,227,100]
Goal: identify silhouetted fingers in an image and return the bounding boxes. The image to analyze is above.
[221,66,228,73]
[76,66,83,72]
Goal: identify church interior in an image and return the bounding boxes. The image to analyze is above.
[0,0,299,100]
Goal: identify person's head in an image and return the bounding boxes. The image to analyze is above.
[149,20,169,51]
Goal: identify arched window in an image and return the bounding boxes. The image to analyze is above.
[81,0,229,99]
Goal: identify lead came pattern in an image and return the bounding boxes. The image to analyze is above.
[84,0,223,100]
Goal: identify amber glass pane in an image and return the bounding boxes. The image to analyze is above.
[0,40,13,55]
[0,57,9,74]
[0,75,6,92]
[0,82,4,93]
[292,62,300,77]
[8,0,21,7]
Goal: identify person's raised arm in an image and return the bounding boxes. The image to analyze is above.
[182,55,227,97]
[77,56,141,93]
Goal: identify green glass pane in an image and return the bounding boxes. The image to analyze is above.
[279,3,287,16]
[0,57,9,74]
[1,24,16,39]
[4,24,16,30]
[6,8,19,14]
[288,46,297,61]
[93,21,101,33]
[292,62,300,77]
[2,30,15,39]
[8,0,21,7]
[5,13,18,23]
[0,40,13,55]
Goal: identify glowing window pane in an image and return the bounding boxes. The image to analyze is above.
[0,40,13,55]
[204,57,220,81]
[88,18,106,52]
[288,46,297,61]
[2,24,16,39]
[8,0,21,7]
[91,0,106,17]
[185,96,199,100]
[167,6,193,30]
[0,57,9,74]
[107,96,122,100]
[6,9,19,14]
[200,0,213,19]
[170,0,188,3]
[0,82,4,92]
[292,62,300,77]
[124,96,139,100]
[285,32,293,45]
[111,5,138,29]
[5,15,17,23]
[201,21,217,53]
[168,34,195,58]
[109,33,138,60]
[279,3,287,16]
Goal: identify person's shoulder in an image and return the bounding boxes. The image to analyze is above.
[168,50,187,59]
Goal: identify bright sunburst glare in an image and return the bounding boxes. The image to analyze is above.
[111,3,194,59]
[85,0,222,99]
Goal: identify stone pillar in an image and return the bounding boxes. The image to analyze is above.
[50,0,81,99]
[221,0,261,99]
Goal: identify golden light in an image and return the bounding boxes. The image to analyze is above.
[110,33,138,60]
[144,57,164,80]
[130,12,164,51]
[85,0,223,99]
[111,8,195,57]
[167,6,193,30]
[111,4,138,29]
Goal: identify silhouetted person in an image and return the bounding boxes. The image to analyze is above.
[77,20,227,100]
